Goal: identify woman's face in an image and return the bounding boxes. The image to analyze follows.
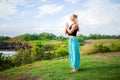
[70,14,75,21]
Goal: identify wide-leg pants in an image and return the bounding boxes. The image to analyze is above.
[68,38,80,70]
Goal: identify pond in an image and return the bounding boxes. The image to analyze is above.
[0,50,16,57]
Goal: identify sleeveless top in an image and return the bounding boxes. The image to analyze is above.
[68,24,78,36]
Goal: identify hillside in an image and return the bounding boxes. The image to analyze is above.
[0,52,120,80]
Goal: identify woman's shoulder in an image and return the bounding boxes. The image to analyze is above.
[72,23,78,28]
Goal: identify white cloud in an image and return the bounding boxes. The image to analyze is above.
[40,0,48,2]
[65,0,78,4]
[0,0,38,19]
[0,23,36,36]
[0,22,64,36]
[0,0,17,19]
[61,0,120,35]
[33,24,64,35]
[78,0,120,27]
[79,0,120,35]
[35,4,64,17]
[7,0,26,6]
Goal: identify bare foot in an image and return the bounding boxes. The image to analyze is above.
[71,69,78,72]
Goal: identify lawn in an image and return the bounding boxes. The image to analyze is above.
[0,52,120,80]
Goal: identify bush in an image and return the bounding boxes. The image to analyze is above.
[41,52,54,60]
[41,44,56,51]
[0,53,15,71]
[109,43,120,52]
[55,47,68,57]
[93,43,110,53]
[13,48,34,66]
[81,43,111,55]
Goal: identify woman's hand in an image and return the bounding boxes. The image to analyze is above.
[66,23,69,29]
[66,24,77,34]
[65,23,69,34]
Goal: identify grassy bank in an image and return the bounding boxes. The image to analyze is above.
[0,39,120,71]
[81,39,120,55]
[0,52,120,80]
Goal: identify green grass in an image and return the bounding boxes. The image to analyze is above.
[29,40,49,45]
[29,40,63,45]
[0,53,120,80]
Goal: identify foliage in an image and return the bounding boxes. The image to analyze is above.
[0,36,10,41]
[81,43,111,55]
[77,34,86,46]
[13,48,34,66]
[11,41,68,66]
[41,44,56,51]
[93,43,110,53]
[77,34,120,46]
[57,35,68,41]
[39,42,68,59]
[87,34,120,39]
[1,33,120,43]
[55,47,68,57]
[13,32,57,41]
[106,43,120,52]
[81,39,120,55]
[0,52,15,71]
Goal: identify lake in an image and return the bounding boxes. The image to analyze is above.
[0,50,16,57]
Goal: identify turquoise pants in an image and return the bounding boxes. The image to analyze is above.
[68,38,80,70]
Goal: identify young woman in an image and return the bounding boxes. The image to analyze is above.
[65,14,80,72]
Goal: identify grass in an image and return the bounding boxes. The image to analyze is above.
[81,39,120,55]
[29,40,63,45]
[0,52,120,80]
[85,39,120,44]
[29,40,49,45]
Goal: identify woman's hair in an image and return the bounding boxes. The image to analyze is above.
[73,14,80,31]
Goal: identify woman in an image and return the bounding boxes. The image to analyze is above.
[65,14,80,72]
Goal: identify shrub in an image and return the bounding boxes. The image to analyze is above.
[55,47,68,57]
[41,51,54,60]
[41,44,56,51]
[81,43,111,55]
[13,48,34,66]
[93,43,110,53]
[109,43,120,52]
[0,53,15,71]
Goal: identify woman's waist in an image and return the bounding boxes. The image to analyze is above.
[69,35,76,38]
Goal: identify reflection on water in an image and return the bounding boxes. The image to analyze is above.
[0,50,16,57]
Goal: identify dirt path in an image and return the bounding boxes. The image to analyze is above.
[94,52,120,58]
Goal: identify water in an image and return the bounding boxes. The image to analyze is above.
[0,50,16,57]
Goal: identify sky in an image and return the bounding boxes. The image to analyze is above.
[0,0,120,37]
